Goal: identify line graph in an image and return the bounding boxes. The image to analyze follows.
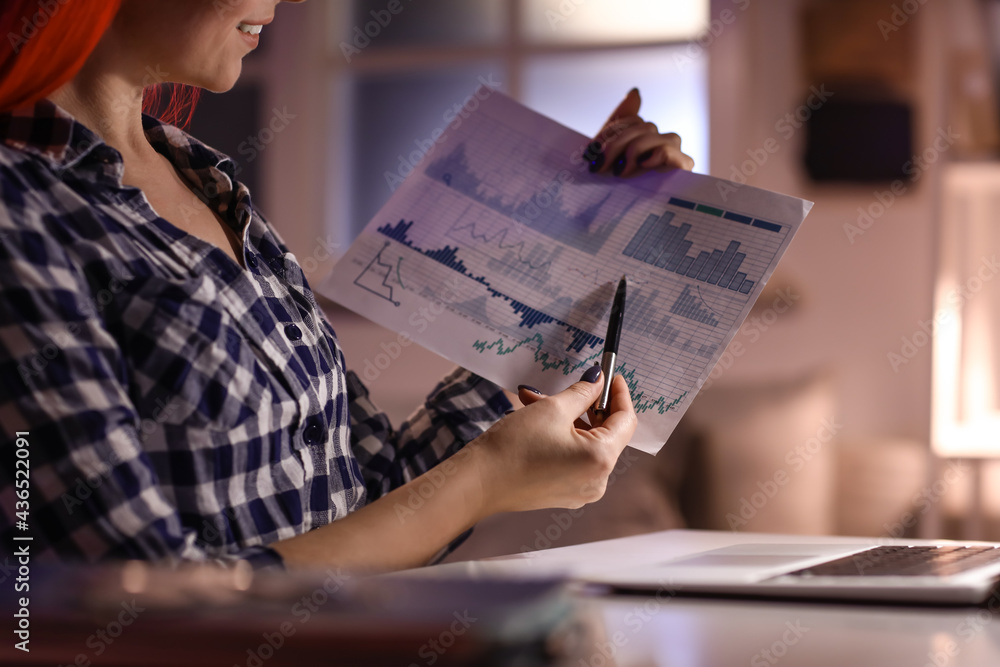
[472,333,602,375]
[472,333,688,414]
[321,89,810,454]
[446,218,563,288]
[376,219,604,354]
[426,142,641,255]
[353,242,401,306]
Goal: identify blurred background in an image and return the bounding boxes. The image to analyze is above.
[190,0,1000,556]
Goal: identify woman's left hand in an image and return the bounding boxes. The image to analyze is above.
[584,87,695,178]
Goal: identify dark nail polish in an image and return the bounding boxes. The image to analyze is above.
[581,365,601,383]
[637,149,654,165]
[582,141,601,161]
[517,384,541,394]
[504,409,516,416]
[588,151,605,173]
[613,156,627,176]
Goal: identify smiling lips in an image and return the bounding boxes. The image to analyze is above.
[237,22,264,47]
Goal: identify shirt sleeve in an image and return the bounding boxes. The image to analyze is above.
[347,366,512,503]
[0,195,283,571]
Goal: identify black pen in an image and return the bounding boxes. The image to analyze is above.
[595,275,626,414]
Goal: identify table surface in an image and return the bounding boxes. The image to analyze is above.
[420,529,1000,667]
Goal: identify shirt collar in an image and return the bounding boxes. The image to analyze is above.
[0,98,254,232]
[0,98,98,168]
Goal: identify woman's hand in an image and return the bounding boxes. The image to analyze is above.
[473,368,637,515]
[271,370,634,572]
[584,87,695,178]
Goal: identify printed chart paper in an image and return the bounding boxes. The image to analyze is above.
[319,89,813,454]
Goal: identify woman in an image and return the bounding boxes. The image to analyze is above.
[0,0,694,571]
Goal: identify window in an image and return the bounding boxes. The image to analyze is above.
[328,0,711,247]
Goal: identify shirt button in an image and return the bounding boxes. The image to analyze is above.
[303,418,324,445]
[245,253,258,269]
[284,323,302,341]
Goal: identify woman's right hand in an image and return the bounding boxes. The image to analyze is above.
[470,369,637,515]
[272,367,635,572]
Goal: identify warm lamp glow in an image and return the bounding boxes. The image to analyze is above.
[522,0,710,44]
[933,163,1000,457]
[935,416,1000,457]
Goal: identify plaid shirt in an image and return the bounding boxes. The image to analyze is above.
[0,100,510,569]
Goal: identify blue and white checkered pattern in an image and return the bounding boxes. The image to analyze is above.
[0,100,510,569]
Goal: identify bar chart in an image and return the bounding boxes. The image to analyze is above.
[623,211,757,295]
[669,284,720,327]
[321,89,810,454]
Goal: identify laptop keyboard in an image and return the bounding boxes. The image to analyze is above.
[786,546,1000,577]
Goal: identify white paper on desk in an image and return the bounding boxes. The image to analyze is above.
[318,88,812,454]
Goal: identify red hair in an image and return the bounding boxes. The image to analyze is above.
[0,0,121,111]
[142,84,201,130]
[0,0,199,129]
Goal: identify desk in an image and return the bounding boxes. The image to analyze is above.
[422,529,1000,666]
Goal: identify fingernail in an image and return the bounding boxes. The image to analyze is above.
[517,384,542,394]
[581,365,601,383]
[629,87,639,95]
[613,155,627,176]
[637,149,654,165]
[582,141,601,161]
[504,409,516,416]
[588,151,605,173]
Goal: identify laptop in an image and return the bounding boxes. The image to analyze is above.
[584,541,1000,604]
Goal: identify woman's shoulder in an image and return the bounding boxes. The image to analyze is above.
[0,142,55,231]
[0,137,113,287]
[0,143,79,247]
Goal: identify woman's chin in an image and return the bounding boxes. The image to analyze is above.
[197,69,243,94]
